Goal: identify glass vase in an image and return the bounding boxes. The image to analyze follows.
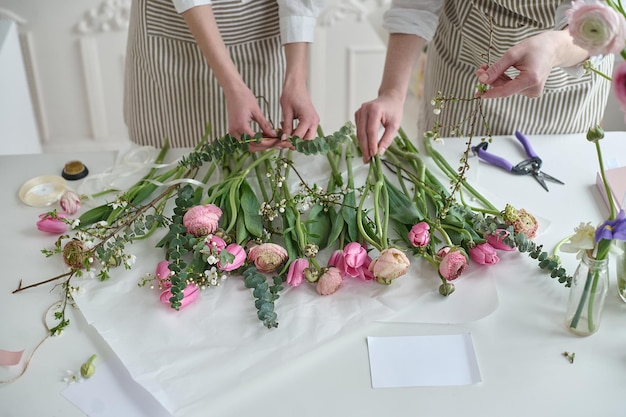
[617,240,626,303]
[565,252,609,336]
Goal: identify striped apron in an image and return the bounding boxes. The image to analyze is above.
[124,0,284,147]
[419,0,613,138]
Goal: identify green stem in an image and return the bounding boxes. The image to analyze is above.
[595,139,616,220]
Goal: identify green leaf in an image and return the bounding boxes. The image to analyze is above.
[384,177,422,225]
[240,180,263,239]
[305,204,331,249]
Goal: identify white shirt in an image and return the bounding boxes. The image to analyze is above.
[171,0,325,43]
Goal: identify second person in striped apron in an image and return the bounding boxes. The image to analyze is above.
[354,0,614,162]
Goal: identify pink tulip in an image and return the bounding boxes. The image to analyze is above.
[343,242,369,276]
[485,229,516,251]
[286,258,309,287]
[566,0,626,56]
[327,250,343,268]
[316,267,343,295]
[37,212,68,234]
[59,190,81,215]
[160,283,199,309]
[205,234,227,253]
[369,248,410,285]
[247,243,288,273]
[469,243,500,265]
[408,222,430,247]
[438,247,468,281]
[182,204,222,237]
[155,260,173,288]
[217,243,246,272]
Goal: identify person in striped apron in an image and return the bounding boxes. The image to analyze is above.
[355,0,614,162]
[124,0,324,148]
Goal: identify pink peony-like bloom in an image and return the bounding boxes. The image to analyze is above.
[182,204,222,237]
[438,247,468,281]
[469,243,500,265]
[566,0,626,56]
[160,283,199,309]
[316,267,343,295]
[408,222,430,247]
[485,229,516,251]
[247,243,288,273]
[286,258,309,287]
[155,260,173,288]
[507,208,538,239]
[369,247,410,285]
[37,212,68,234]
[59,190,81,215]
[217,243,246,272]
[612,61,626,120]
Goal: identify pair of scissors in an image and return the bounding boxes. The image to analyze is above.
[470,130,564,192]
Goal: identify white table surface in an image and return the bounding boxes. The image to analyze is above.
[2,132,626,417]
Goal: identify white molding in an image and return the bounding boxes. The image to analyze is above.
[347,45,385,120]
[75,0,131,34]
[19,30,49,143]
[79,37,108,140]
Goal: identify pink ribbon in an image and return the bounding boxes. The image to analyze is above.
[0,349,24,366]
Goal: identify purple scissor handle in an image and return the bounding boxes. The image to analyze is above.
[471,131,564,191]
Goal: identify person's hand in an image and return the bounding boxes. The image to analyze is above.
[354,93,405,163]
[280,81,320,140]
[224,86,292,152]
[475,31,565,99]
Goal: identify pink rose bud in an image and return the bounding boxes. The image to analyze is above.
[469,243,500,265]
[155,260,173,288]
[485,229,516,251]
[37,212,68,234]
[247,243,288,273]
[218,243,246,272]
[438,247,468,281]
[182,204,222,237]
[59,190,81,215]
[369,247,410,285]
[408,221,430,247]
[316,267,343,295]
[286,258,309,287]
[160,283,199,309]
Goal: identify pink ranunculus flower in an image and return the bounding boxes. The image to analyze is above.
[508,208,538,239]
[485,229,516,251]
[155,260,173,288]
[182,204,222,237]
[316,267,343,295]
[217,243,246,272]
[160,283,199,309]
[286,258,309,287]
[59,190,81,215]
[469,243,500,265]
[37,212,68,234]
[408,221,430,247]
[342,242,369,277]
[247,243,288,273]
[566,0,626,56]
[369,247,410,285]
[612,61,626,119]
[438,247,468,281]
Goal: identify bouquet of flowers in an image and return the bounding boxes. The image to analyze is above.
[16,116,575,334]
